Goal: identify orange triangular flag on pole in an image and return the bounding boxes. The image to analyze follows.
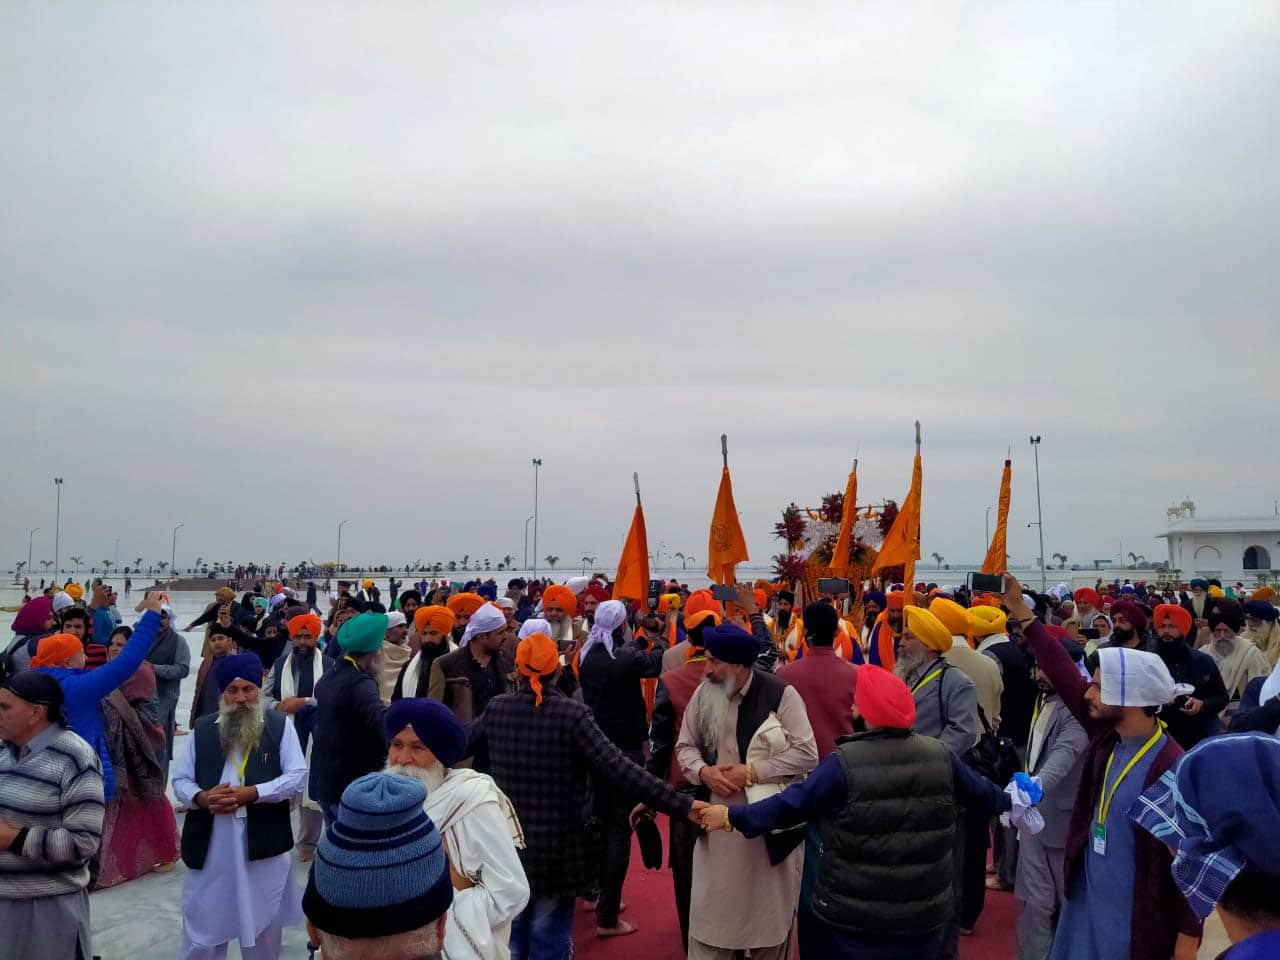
[828,461,858,579]
[707,435,749,585]
[613,473,651,606]
[873,423,922,604]
[980,459,1012,575]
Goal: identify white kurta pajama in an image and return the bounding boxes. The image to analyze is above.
[172,717,308,960]
[425,768,530,960]
[675,676,818,957]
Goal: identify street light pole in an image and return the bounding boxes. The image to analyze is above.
[985,506,992,547]
[531,459,542,580]
[1030,436,1047,592]
[171,523,184,582]
[53,477,63,584]
[337,520,350,573]
[113,538,119,571]
[27,528,39,582]
[523,515,534,571]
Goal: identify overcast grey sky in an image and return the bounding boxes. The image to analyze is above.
[2,3,1277,576]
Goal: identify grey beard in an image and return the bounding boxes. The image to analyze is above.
[218,699,266,756]
[696,675,739,761]
[894,646,929,682]
[386,762,447,794]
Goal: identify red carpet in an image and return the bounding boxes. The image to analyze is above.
[573,820,1017,959]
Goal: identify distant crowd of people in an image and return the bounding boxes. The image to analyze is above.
[2,568,1279,959]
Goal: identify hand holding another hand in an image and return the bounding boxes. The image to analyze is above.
[698,804,730,832]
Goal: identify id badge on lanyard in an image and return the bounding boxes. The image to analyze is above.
[1091,822,1106,856]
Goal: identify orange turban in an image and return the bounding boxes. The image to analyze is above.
[63,583,84,602]
[31,633,84,669]
[446,593,486,617]
[515,633,560,706]
[885,592,906,610]
[540,585,577,618]
[683,589,723,630]
[414,605,456,636]
[287,612,322,639]
[1250,586,1276,602]
[1153,604,1192,636]
[753,589,768,610]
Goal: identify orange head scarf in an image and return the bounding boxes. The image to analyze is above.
[541,585,577,618]
[446,593,486,617]
[1153,603,1193,636]
[287,612,322,640]
[515,633,560,706]
[886,592,906,610]
[31,633,85,669]
[414,605,456,636]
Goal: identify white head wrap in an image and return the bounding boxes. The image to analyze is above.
[1050,582,1073,601]
[518,618,552,640]
[269,593,287,609]
[1097,646,1195,708]
[385,611,406,629]
[1259,663,1280,737]
[564,576,591,595]
[51,592,74,613]
[495,597,516,611]
[460,604,507,646]
[580,600,628,661]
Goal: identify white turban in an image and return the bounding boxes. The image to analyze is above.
[518,618,552,640]
[385,611,406,629]
[51,592,74,613]
[495,597,516,611]
[1050,582,1073,601]
[1098,647,1194,708]
[564,576,591,595]
[460,604,507,646]
[580,600,628,661]
[269,593,287,609]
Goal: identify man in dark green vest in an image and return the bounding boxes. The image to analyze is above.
[698,665,1030,960]
[172,652,308,959]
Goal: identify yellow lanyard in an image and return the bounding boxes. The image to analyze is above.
[1096,725,1163,826]
[344,655,359,669]
[911,666,945,694]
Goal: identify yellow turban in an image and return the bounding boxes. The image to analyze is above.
[969,605,1008,638]
[63,583,84,602]
[904,606,953,652]
[928,598,971,642]
[1208,585,1225,598]
[362,578,374,590]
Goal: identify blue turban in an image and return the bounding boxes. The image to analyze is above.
[477,582,498,601]
[215,652,264,692]
[384,698,468,768]
[1190,578,1209,591]
[864,591,887,609]
[1243,601,1278,623]
[703,623,757,667]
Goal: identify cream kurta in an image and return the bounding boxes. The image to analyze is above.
[675,675,818,950]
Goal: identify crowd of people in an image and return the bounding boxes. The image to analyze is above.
[1,568,1279,959]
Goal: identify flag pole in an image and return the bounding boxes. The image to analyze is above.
[915,420,922,455]
[721,433,728,468]
[633,472,641,506]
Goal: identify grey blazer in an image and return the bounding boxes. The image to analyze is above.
[1025,695,1088,848]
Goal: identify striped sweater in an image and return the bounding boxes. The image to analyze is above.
[0,725,104,898]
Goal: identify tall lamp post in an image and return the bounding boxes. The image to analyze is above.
[171,523,184,582]
[337,520,350,573]
[1030,436,1047,591]
[523,515,534,571]
[53,477,63,584]
[27,528,39,582]
[531,459,542,580]
[985,506,992,547]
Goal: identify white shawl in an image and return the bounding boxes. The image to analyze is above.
[279,647,327,809]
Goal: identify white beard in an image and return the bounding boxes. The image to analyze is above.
[696,675,740,761]
[218,699,266,755]
[386,761,447,794]
[893,645,928,682]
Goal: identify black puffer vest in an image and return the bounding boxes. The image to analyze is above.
[813,729,955,936]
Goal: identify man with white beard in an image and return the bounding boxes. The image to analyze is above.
[539,584,585,654]
[172,653,307,959]
[383,697,530,960]
[1205,600,1271,714]
[675,623,818,960]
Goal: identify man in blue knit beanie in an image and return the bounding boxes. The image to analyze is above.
[303,772,453,960]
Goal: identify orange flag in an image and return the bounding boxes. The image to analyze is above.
[873,424,922,604]
[980,459,1012,574]
[707,437,749,584]
[828,463,858,579]
[613,497,651,606]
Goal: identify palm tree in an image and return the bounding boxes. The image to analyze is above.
[462,554,470,571]
[40,560,52,574]
[484,558,491,571]
[69,556,83,572]
[1127,552,1146,567]
[447,560,457,573]
[545,555,559,570]
[581,555,597,574]
[1052,552,1068,569]
[502,555,514,570]
[156,562,168,578]
[930,552,944,569]
[134,557,143,570]
[15,560,25,576]
[674,551,689,571]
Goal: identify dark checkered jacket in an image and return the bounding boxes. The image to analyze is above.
[469,680,694,898]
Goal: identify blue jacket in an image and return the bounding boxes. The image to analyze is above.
[37,609,159,800]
